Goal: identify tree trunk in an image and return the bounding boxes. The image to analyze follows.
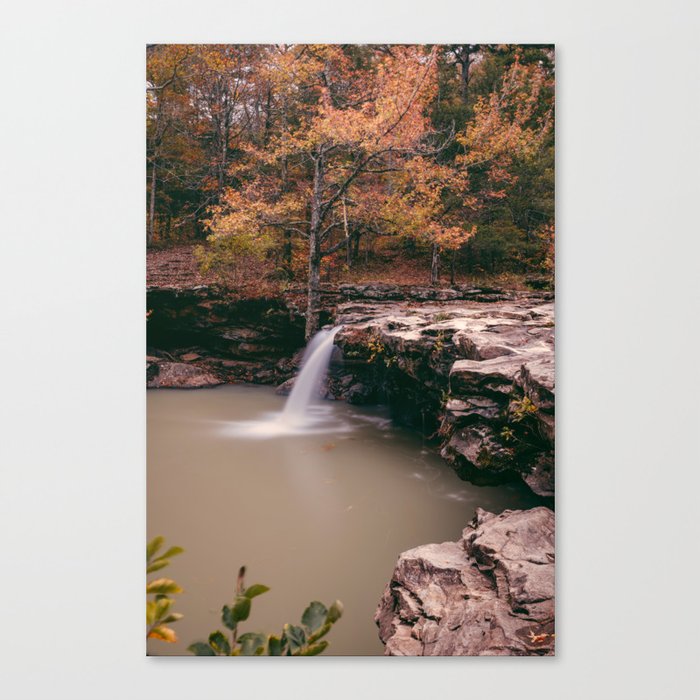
[459,48,470,103]
[430,243,440,286]
[343,197,351,268]
[306,245,321,340]
[148,160,157,247]
[450,249,457,286]
[283,230,293,277]
[305,155,324,340]
[218,126,228,200]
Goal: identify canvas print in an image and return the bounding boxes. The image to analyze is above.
[147,44,555,656]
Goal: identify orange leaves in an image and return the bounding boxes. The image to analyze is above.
[371,156,477,250]
[148,625,178,643]
[457,55,553,172]
[430,223,477,252]
[269,45,438,155]
[206,45,445,259]
[199,45,552,284]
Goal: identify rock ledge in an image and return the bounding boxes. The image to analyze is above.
[375,507,555,656]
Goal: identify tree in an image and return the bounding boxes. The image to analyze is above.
[206,45,463,337]
[146,45,192,246]
[438,52,554,281]
[146,45,555,286]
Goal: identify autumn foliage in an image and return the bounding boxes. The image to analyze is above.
[147,45,554,331]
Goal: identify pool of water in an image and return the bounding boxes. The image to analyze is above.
[147,384,541,656]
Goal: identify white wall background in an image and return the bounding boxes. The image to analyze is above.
[1,1,699,698]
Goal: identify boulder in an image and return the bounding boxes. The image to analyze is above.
[375,507,555,656]
[345,382,373,404]
[147,361,223,389]
[441,424,517,484]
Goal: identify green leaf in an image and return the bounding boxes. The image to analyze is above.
[301,601,327,633]
[160,546,184,559]
[160,612,183,624]
[243,583,270,599]
[208,631,231,656]
[238,632,266,656]
[222,605,236,630]
[154,597,173,622]
[146,559,170,574]
[299,641,328,656]
[326,600,344,624]
[307,622,331,644]
[188,641,216,656]
[146,601,157,626]
[267,634,284,656]
[147,536,164,562]
[146,578,183,596]
[231,595,251,623]
[283,624,306,653]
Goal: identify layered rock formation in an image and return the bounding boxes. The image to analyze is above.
[333,294,554,497]
[146,286,307,387]
[146,285,554,495]
[375,507,555,656]
[146,359,223,389]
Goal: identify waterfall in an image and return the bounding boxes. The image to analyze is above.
[283,326,341,423]
[226,326,344,438]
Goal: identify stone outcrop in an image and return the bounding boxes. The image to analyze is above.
[146,286,307,387]
[375,507,555,656]
[333,294,554,497]
[311,282,520,303]
[146,360,223,389]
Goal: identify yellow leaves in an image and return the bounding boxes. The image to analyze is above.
[148,625,178,643]
[146,578,183,596]
[146,537,184,645]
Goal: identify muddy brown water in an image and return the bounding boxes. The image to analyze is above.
[147,384,541,656]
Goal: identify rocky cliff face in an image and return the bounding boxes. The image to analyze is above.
[146,286,308,387]
[147,285,554,494]
[375,507,555,656]
[332,294,554,497]
[146,285,554,497]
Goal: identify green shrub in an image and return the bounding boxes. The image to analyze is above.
[188,566,343,656]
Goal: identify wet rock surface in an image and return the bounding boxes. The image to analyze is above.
[375,507,555,656]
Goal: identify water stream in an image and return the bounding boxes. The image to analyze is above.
[147,380,541,655]
[225,326,343,438]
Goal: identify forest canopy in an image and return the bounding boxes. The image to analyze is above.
[147,44,554,335]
